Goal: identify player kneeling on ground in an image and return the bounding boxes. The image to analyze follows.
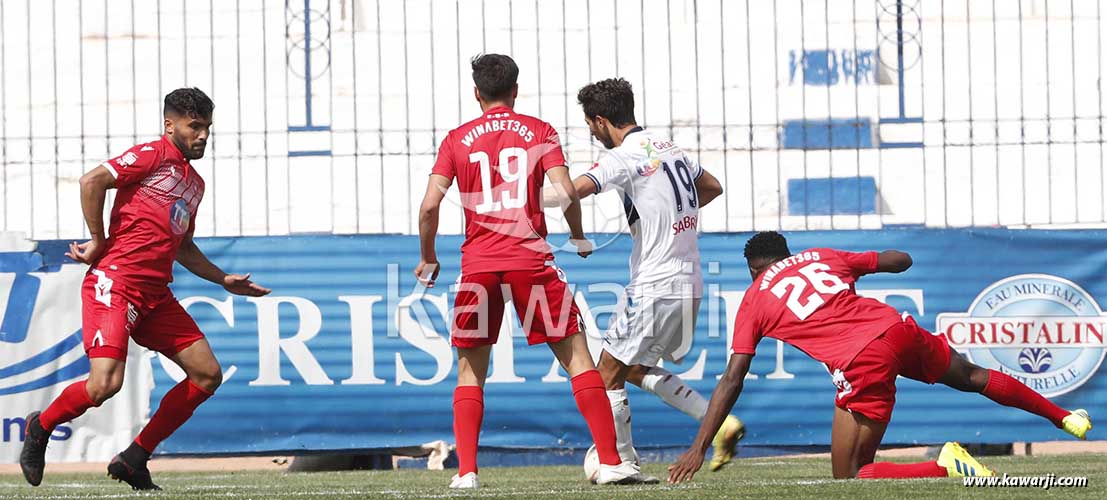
[19,88,271,491]
[667,231,1091,483]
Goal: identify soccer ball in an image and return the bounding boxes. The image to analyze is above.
[583,445,640,483]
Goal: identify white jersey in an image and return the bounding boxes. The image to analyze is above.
[584,128,703,298]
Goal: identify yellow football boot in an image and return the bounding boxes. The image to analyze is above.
[1062,409,1092,440]
[936,442,995,477]
[708,415,745,472]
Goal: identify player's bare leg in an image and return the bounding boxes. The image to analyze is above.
[838,403,994,479]
[830,406,888,479]
[85,357,128,403]
[597,350,632,390]
[456,345,492,388]
[109,339,220,491]
[938,350,1090,439]
[450,345,491,489]
[21,357,123,486]
[623,364,646,387]
[549,335,652,484]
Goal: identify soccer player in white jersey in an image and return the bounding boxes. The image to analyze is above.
[545,78,744,476]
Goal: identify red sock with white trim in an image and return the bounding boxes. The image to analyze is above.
[453,386,484,476]
[570,370,621,466]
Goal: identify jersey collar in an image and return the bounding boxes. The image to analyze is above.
[160,135,189,164]
[484,105,513,116]
[622,126,645,141]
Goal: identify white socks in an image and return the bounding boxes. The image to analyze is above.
[605,389,637,463]
[604,367,711,464]
[639,366,709,421]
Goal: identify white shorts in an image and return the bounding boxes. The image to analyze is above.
[601,296,701,367]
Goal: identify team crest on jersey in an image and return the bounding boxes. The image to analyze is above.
[169,198,191,235]
[936,274,1107,398]
[92,269,113,307]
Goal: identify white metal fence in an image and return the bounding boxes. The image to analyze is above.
[1,0,1105,240]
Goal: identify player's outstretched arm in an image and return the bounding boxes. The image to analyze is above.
[415,174,452,287]
[668,353,752,484]
[176,237,271,297]
[694,169,724,208]
[66,166,116,264]
[541,175,597,208]
[546,166,592,258]
[875,250,913,273]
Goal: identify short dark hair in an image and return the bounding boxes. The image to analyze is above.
[471,54,518,101]
[163,87,214,119]
[744,231,791,262]
[577,78,636,127]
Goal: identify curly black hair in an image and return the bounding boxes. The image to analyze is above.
[577,78,636,127]
[471,53,518,101]
[743,231,791,262]
[163,87,214,119]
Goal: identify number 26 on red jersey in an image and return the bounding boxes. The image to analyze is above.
[769,262,849,320]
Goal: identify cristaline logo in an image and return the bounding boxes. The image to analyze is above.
[935,274,1107,398]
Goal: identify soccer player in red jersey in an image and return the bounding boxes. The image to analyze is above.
[668,231,1092,483]
[416,54,646,488]
[19,88,271,490]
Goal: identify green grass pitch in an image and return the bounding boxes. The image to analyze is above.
[1,454,1105,499]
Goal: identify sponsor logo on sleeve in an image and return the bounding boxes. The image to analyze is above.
[116,152,139,168]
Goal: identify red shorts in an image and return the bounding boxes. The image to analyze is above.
[81,269,205,360]
[833,316,952,422]
[451,264,583,348]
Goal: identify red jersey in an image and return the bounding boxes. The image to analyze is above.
[94,135,205,292]
[431,105,567,274]
[731,248,902,371]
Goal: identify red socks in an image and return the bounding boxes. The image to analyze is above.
[857,461,948,479]
[41,378,214,454]
[453,374,620,475]
[570,370,621,466]
[453,386,484,476]
[134,380,213,453]
[982,369,1070,427]
[39,380,98,432]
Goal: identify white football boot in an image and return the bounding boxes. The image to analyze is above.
[449,472,480,489]
[595,461,659,485]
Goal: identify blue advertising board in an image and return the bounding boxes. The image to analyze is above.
[4,229,1106,457]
